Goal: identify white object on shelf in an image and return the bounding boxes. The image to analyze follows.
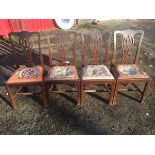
[55,19,75,30]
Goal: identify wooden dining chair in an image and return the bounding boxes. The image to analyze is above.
[44,31,81,106]
[111,29,151,105]
[6,31,47,110]
[80,32,116,105]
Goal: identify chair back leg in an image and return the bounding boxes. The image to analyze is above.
[140,80,151,103]
[41,83,48,107]
[76,81,81,107]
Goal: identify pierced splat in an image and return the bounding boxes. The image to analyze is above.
[56,36,69,65]
[121,35,134,64]
[113,29,144,65]
[90,35,102,65]
[46,32,77,66]
[19,37,33,67]
[81,33,111,66]
[9,31,40,68]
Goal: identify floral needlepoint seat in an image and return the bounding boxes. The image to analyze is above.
[82,65,114,80]
[16,66,39,79]
[7,66,43,84]
[115,64,149,79]
[47,65,79,80]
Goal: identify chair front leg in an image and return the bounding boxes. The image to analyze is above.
[6,84,16,110]
[109,81,116,105]
[80,81,85,105]
[41,83,48,107]
[76,81,81,107]
[112,81,119,105]
[140,80,151,104]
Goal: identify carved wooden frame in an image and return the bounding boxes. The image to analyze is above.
[6,31,46,110]
[111,29,151,105]
[44,31,81,106]
[81,32,116,105]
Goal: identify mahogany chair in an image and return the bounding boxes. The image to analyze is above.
[111,29,151,105]
[6,31,47,110]
[80,32,116,105]
[44,31,81,106]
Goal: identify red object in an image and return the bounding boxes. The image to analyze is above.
[19,19,56,31]
[0,19,12,36]
[9,19,22,32]
[0,19,57,36]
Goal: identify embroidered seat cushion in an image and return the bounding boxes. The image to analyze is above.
[116,64,149,79]
[82,65,114,80]
[47,65,79,80]
[7,66,43,84]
